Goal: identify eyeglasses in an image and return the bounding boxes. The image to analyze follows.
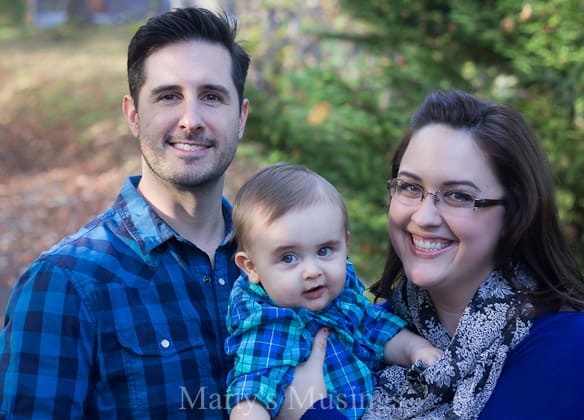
[387,178,506,213]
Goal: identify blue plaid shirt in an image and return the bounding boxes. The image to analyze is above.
[225,262,407,419]
[0,176,239,419]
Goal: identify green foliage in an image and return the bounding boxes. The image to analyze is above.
[245,0,584,281]
[0,0,26,25]
[245,59,404,282]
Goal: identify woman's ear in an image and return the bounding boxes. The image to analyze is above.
[235,251,260,284]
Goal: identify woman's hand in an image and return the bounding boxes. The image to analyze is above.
[276,328,329,420]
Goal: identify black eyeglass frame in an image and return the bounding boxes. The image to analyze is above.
[386,178,506,210]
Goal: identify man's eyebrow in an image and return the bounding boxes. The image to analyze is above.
[148,83,232,98]
[149,85,181,98]
[202,83,231,98]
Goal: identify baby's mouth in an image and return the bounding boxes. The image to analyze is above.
[303,285,326,298]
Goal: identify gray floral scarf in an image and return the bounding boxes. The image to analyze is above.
[364,267,536,419]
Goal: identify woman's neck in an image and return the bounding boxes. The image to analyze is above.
[428,289,476,337]
[434,305,464,337]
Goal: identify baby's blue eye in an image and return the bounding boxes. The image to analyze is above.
[282,254,298,264]
[317,247,331,257]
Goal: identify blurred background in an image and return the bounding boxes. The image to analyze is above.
[1,0,583,316]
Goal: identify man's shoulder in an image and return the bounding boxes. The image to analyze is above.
[39,206,125,264]
[18,196,150,291]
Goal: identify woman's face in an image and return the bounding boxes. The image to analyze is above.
[389,123,506,305]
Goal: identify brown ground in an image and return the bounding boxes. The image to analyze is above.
[0,27,258,316]
[0,122,134,313]
[0,117,256,316]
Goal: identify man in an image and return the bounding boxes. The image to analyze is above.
[0,8,249,419]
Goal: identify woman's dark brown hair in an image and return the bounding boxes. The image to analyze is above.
[371,90,584,313]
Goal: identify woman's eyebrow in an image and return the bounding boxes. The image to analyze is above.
[397,171,480,190]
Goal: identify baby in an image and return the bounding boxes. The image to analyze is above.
[225,163,442,419]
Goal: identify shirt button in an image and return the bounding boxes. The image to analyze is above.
[203,276,211,284]
[218,278,226,286]
[160,339,170,349]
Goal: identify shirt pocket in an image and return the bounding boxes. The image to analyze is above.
[106,317,213,418]
[115,318,205,357]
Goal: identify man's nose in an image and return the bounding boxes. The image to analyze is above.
[179,98,204,131]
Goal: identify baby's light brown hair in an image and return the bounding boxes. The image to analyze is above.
[233,162,349,253]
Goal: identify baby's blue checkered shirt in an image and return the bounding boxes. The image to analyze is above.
[0,176,239,419]
[225,262,407,419]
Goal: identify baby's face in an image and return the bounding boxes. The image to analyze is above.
[240,202,348,311]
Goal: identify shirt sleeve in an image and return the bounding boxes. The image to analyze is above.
[342,262,407,368]
[225,280,310,417]
[359,301,407,366]
[0,259,96,419]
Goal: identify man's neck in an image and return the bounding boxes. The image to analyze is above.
[138,173,226,262]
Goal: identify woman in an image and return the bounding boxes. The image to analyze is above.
[291,90,584,419]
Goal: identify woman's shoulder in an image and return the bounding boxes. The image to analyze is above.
[506,310,584,371]
[527,310,584,343]
[480,311,584,419]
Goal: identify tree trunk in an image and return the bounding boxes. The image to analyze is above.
[26,0,37,25]
[66,0,89,25]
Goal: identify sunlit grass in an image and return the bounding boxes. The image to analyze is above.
[0,24,131,131]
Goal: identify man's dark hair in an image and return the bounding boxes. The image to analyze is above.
[127,7,250,109]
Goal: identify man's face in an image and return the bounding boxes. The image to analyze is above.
[123,41,248,190]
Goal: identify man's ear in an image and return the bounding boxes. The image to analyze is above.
[235,251,260,284]
[345,231,351,247]
[122,94,140,138]
[237,98,249,140]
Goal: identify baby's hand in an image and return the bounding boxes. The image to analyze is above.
[412,345,443,366]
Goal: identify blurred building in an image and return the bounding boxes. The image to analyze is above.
[28,0,171,27]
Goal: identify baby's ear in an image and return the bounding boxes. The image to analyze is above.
[235,251,260,284]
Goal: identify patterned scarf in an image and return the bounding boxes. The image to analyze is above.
[364,267,536,419]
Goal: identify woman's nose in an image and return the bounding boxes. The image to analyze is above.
[411,194,443,227]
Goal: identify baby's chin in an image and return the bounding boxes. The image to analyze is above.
[299,297,336,313]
